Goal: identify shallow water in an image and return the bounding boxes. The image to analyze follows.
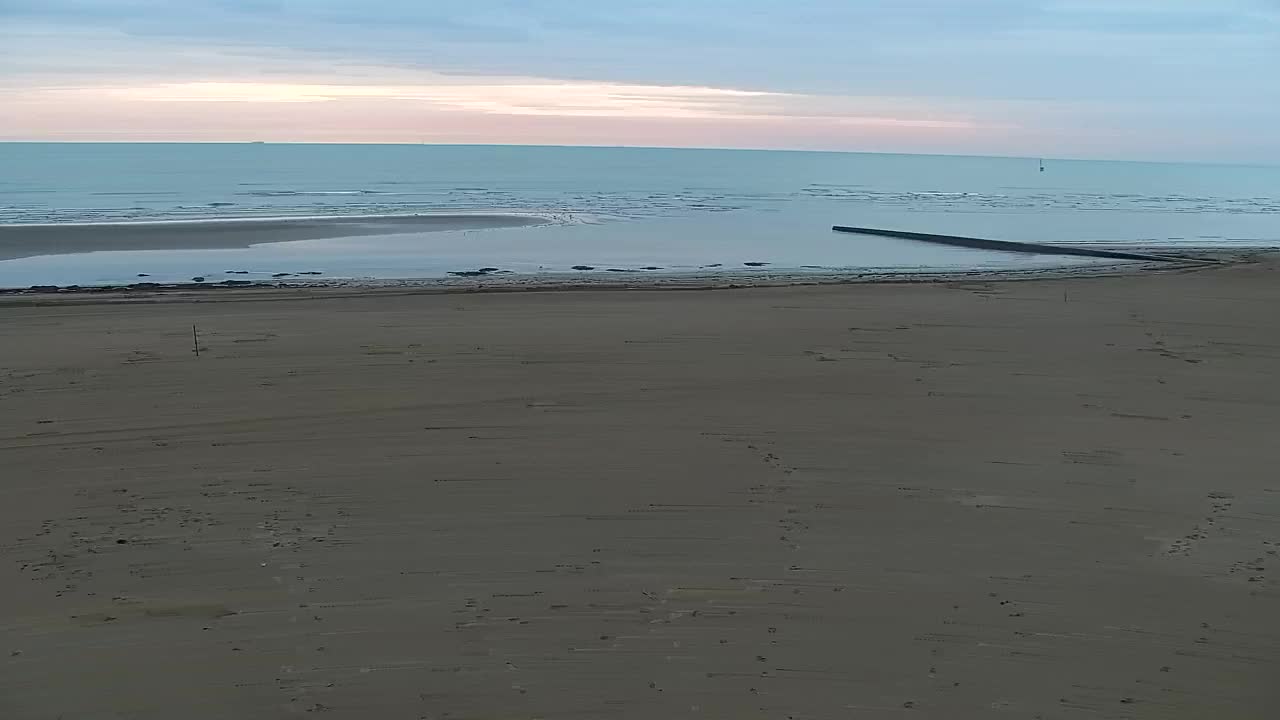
[1,143,1277,287]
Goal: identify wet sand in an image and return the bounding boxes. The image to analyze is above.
[2,259,1279,718]
[0,214,546,261]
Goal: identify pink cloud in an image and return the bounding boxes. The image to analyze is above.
[2,77,1001,153]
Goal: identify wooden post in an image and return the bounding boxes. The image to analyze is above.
[193,325,200,357]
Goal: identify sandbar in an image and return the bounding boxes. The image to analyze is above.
[0,214,546,261]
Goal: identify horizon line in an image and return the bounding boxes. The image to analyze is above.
[0,139,1275,170]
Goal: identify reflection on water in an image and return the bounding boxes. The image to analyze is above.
[0,215,1110,289]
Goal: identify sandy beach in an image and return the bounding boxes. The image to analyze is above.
[2,259,1278,718]
[0,214,546,261]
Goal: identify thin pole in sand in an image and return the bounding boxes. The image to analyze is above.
[192,325,200,357]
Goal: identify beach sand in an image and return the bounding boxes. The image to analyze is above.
[2,259,1278,718]
[0,214,546,261]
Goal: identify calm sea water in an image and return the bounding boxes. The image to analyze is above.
[1,143,1277,287]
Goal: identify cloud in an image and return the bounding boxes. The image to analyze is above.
[6,1,1276,97]
[1,0,1277,160]
[19,73,993,127]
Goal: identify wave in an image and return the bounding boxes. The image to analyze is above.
[5,182,1279,226]
[0,210,576,229]
[241,190,394,197]
[797,187,1280,214]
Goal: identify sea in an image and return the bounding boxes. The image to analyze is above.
[1,143,1278,288]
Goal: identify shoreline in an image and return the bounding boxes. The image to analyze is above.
[0,210,572,229]
[0,248,1255,306]
[2,208,1269,292]
[0,213,551,261]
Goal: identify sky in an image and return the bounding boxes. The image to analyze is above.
[1,0,1278,161]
